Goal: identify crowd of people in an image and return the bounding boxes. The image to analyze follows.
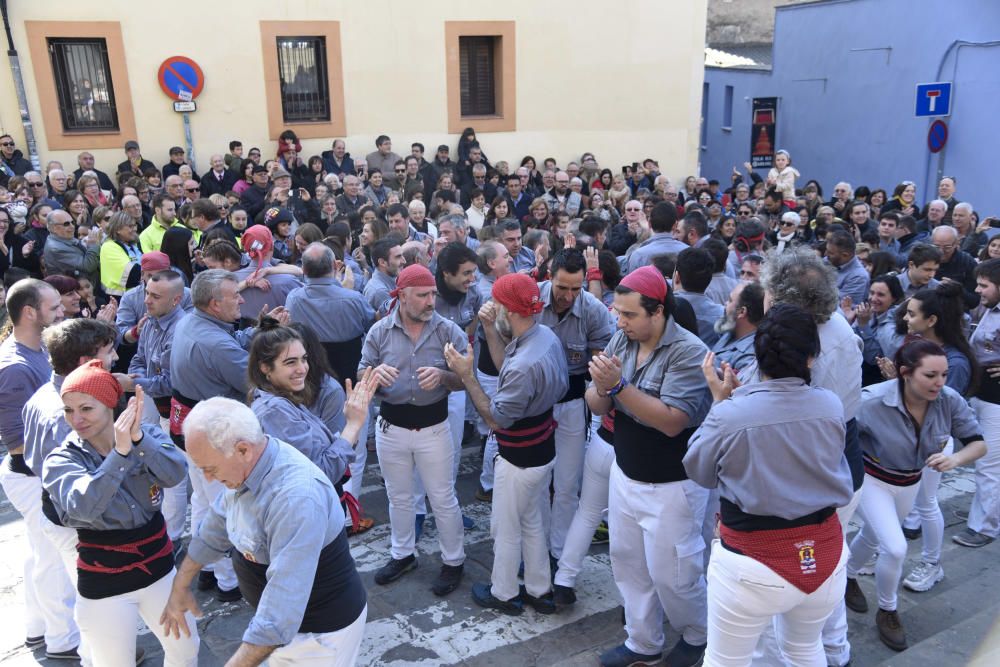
[1,125,999,667]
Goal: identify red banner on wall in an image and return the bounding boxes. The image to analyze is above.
[750,97,778,169]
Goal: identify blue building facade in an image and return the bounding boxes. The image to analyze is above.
[701,0,1000,209]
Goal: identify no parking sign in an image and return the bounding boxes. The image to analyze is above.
[157,56,205,101]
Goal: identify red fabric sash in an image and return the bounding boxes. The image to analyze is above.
[720,512,843,594]
[495,416,558,448]
[77,522,174,576]
[169,397,192,437]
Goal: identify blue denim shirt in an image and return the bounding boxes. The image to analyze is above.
[186,438,345,647]
[286,277,374,343]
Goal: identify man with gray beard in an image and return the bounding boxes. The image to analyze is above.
[711,281,764,382]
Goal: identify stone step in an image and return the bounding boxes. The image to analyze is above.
[877,601,1000,666]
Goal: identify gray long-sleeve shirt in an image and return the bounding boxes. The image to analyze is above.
[170,310,251,402]
[436,284,483,332]
[250,389,354,486]
[858,380,982,472]
[286,277,374,343]
[22,375,70,477]
[676,291,724,348]
[309,375,347,435]
[363,269,396,317]
[537,282,615,376]
[116,282,193,340]
[187,438,347,648]
[129,304,184,398]
[835,256,871,305]
[685,378,854,520]
[0,336,51,450]
[624,233,688,274]
[42,424,187,530]
[233,265,301,322]
[359,309,466,406]
[491,323,568,428]
[712,330,756,379]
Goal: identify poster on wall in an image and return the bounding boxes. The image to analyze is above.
[750,97,778,169]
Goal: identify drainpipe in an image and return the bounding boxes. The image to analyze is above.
[0,0,40,170]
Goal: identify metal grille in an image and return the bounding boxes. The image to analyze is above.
[459,36,496,116]
[47,38,119,132]
[277,36,330,123]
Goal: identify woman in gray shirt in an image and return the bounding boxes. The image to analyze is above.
[845,338,985,652]
[685,303,854,667]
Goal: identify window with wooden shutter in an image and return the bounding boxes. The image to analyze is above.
[459,36,496,117]
[47,38,119,132]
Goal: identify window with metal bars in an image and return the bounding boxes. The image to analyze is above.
[276,36,330,123]
[47,38,119,132]
[459,36,497,117]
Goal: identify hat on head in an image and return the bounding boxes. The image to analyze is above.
[619,265,668,303]
[437,144,450,153]
[263,206,294,229]
[389,264,436,311]
[140,251,170,273]
[124,140,140,151]
[492,273,544,317]
[61,359,123,410]
[272,168,292,180]
[168,146,184,155]
[252,165,269,175]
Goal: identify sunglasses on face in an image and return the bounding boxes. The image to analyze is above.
[0,142,14,147]
[625,207,641,212]
[185,188,199,193]
[780,221,796,227]
[394,169,405,174]
[28,182,44,187]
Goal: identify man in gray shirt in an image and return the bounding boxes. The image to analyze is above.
[712,281,764,382]
[625,202,687,274]
[359,264,468,596]
[445,272,569,616]
[164,398,368,666]
[41,209,100,284]
[363,237,404,317]
[674,247,725,348]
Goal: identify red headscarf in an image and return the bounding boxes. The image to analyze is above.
[619,265,668,303]
[389,264,436,312]
[492,273,544,317]
[242,224,273,281]
[140,251,170,273]
[61,359,123,409]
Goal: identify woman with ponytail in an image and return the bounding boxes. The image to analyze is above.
[845,338,985,651]
[685,303,854,666]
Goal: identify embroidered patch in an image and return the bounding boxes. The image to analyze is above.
[795,540,817,575]
[149,484,162,506]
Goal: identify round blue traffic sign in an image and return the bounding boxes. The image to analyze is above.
[928,120,948,154]
[157,56,204,101]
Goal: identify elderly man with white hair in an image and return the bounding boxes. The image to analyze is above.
[41,209,100,283]
[162,397,368,667]
[829,181,853,218]
[931,222,979,308]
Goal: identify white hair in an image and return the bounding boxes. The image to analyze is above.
[954,202,974,214]
[182,397,265,455]
[324,174,341,188]
[929,199,948,210]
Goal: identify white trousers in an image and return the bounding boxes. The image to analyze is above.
[267,605,367,666]
[555,429,614,588]
[706,540,848,667]
[376,418,464,565]
[491,453,555,601]
[847,475,920,611]
[76,569,199,667]
[818,488,863,667]
[969,398,1000,538]
[0,461,79,652]
[609,463,709,654]
[542,398,587,559]
[903,438,953,563]
[414,391,466,516]
[185,453,237,589]
[477,371,500,490]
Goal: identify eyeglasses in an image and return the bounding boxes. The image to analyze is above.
[28,181,44,187]
[738,210,753,216]
[780,220,797,227]
[394,169,405,174]
[0,142,14,147]
[57,220,74,227]
[185,187,200,193]
[217,205,229,211]
[625,207,641,212]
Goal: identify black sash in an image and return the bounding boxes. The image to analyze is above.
[557,373,588,403]
[495,409,556,468]
[380,398,448,429]
[231,529,367,634]
[613,410,694,484]
[76,512,173,600]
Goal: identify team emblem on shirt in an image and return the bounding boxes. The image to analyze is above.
[148,484,162,506]
[795,540,817,575]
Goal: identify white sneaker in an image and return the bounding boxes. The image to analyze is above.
[856,553,877,576]
[903,561,944,592]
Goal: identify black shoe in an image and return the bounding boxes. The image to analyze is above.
[45,647,80,661]
[471,582,523,615]
[845,577,869,613]
[876,608,907,651]
[24,636,44,648]
[665,638,706,667]
[216,585,243,602]
[432,564,464,596]
[197,569,217,591]
[902,525,922,541]
[375,555,418,585]
[520,585,557,614]
[553,584,577,607]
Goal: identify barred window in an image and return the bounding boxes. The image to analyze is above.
[47,38,119,132]
[277,37,330,123]
[459,36,497,117]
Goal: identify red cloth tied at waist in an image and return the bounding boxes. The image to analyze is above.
[77,520,173,576]
[494,412,558,448]
[719,512,844,594]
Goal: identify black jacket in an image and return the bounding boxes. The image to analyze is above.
[118,158,156,180]
[200,170,239,198]
[239,184,269,221]
[424,157,457,199]
[160,161,200,182]
[320,151,356,177]
[936,250,979,310]
[0,150,32,188]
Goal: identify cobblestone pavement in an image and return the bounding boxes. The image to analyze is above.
[1,445,997,666]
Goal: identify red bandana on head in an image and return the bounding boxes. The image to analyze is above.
[492,273,544,317]
[389,264,436,312]
[619,265,668,303]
